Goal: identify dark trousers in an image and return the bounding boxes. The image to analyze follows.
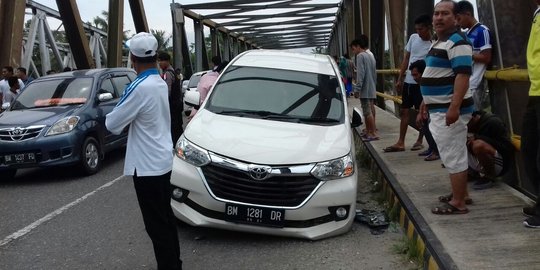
[133,171,182,270]
[423,117,438,154]
[522,97,540,211]
[170,106,184,145]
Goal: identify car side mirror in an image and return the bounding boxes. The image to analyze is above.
[184,90,200,109]
[1,102,10,110]
[98,93,114,102]
[351,107,363,128]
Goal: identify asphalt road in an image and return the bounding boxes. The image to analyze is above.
[0,147,411,270]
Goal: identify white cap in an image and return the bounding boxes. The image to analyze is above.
[126,32,158,57]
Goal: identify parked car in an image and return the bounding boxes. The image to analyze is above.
[171,50,363,240]
[182,70,210,115]
[0,68,136,179]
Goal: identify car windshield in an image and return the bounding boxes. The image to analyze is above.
[11,77,93,110]
[206,66,344,125]
[187,72,206,88]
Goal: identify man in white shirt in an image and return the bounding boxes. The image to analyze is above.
[0,66,25,103]
[384,15,432,153]
[106,32,182,269]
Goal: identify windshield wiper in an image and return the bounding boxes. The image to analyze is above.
[217,110,300,121]
[297,117,341,124]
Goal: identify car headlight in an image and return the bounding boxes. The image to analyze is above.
[46,116,80,136]
[175,135,211,167]
[310,153,354,181]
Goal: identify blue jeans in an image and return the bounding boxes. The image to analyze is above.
[522,97,540,210]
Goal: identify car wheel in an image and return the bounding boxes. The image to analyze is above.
[79,137,101,175]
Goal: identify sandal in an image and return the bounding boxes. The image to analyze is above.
[424,153,440,161]
[362,136,380,142]
[382,145,405,152]
[438,193,473,205]
[418,149,432,156]
[431,202,469,215]
[410,143,424,151]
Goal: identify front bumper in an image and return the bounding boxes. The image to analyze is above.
[170,157,357,240]
[0,130,83,169]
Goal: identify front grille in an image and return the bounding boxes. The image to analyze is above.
[202,163,321,207]
[0,125,45,142]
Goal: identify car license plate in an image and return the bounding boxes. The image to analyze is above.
[225,203,285,228]
[4,153,36,165]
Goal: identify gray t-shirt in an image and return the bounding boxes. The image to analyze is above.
[354,50,377,99]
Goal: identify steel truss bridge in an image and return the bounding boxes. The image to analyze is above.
[0,0,537,228]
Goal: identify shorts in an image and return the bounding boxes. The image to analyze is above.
[468,150,503,177]
[401,83,422,110]
[471,88,487,111]
[429,112,472,174]
[360,98,374,117]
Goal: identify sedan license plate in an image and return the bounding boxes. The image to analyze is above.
[4,153,36,165]
[225,203,285,228]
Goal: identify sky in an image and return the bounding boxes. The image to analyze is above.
[32,0,477,50]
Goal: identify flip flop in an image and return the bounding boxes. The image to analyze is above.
[382,145,405,152]
[438,193,473,205]
[410,143,424,151]
[362,136,380,142]
[431,202,469,215]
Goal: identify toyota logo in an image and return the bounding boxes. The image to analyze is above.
[11,128,24,136]
[248,165,272,180]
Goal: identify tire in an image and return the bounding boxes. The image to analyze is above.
[79,137,101,175]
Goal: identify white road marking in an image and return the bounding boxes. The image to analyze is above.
[0,175,126,247]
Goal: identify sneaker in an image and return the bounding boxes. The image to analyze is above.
[524,215,540,228]
[472,178,494,190]
[523,206,536,217]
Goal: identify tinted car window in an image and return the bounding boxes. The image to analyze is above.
[188,73,205,88]
[206,66,344,124]
[11,77,93,110]
[112,76,131,97]
[99,78,116,98]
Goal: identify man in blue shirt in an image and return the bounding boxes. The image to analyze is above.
[456,0,492,111]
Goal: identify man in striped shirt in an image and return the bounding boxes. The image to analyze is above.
[421,0,474,215]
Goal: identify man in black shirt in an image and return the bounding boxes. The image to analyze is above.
[466,111,514,189]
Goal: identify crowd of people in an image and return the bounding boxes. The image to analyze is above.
[341,0,527,218]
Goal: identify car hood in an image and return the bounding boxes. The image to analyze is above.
[0,106,80,127]
[184,110,352,165]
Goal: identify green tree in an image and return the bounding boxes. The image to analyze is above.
[92,11,109,32]
[151,29,171,51]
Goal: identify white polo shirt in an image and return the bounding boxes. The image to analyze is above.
[106,68,173,176]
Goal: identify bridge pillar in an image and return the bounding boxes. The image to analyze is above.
[128,0,148,33]
[107,0,124,67]
[56,0,93,69]
[0,0,26,67]
[385,0,405,69]
[222,32,231,61]
[210,27,220,60]
[477,0,538,193]
[171,5,193,79]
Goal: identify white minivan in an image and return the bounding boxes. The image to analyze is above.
[171,50,363,240]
